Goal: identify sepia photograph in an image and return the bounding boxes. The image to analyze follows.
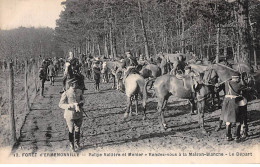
[0,0,260,164]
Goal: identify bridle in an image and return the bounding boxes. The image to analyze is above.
[202,66,218,86]
[193,82,212,103]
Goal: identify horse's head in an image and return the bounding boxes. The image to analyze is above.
[203,66,218,85]
[136,64,144,72]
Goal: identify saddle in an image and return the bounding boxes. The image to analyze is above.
[122,66,138,84]
[176,74,194,91]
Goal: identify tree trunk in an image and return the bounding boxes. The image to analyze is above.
[92,42,95,56]
[207,27,211,60]
[216,24,220,63]
[236,0,251,64]
[181,0,185,53]
[138,0,149,59]
[109,21,114,59]
[249,16,257,69]
[104,35,109,58]
[124,29,127,53]
[97,43,101,57]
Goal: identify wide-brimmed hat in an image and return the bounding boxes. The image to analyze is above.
[67,78,78,85]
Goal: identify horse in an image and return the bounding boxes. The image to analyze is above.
[139,63,161,79]
[205,63,244,85]
[118,74,147,119]
[105,60,123,89]
[189,64,208,74]
[147,73,211,133]
[232,63,253,74]
[62,59,85,92]
[101,62,109,83]
[202,63,247,109]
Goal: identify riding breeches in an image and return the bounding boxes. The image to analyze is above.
[65,118,83,133]
[41,79,45,88]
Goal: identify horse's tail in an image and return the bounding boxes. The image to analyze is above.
[143,77,156,102]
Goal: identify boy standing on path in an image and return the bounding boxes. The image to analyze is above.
[47,61,55,85]
[59,78,84,151]
[39,65,47,97]
[92,61,101,92]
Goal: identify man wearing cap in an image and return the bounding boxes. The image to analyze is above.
[47,61,55,86]
[220,74,246,141]
[39,65,47,97]
[59,78,84,151]
[121,50,138,85]
[171,56,186,75]
[92,61,101,91]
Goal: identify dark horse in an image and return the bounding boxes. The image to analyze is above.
[145,73,211,133]
[63,60,85,91]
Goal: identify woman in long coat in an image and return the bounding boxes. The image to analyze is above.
[221,75,246,141]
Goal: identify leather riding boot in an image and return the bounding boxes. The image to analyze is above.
[41,88,44,97]
[69,132,75,151]
[242,125,248,138]
[215,120,223,131]
[74,131,81,150]
[225,124,232,141]
[234,123,241,141]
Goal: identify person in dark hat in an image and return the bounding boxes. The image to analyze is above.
[47,61,55,86]
[122,50,138,69]
[121,49,138,86]
[219,74,246,141]
[92,61,101,91]
[59,78,84,151]
[38,65,47,97]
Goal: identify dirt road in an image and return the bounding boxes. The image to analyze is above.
[11,74,260,163]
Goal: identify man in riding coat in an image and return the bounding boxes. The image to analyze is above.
[39,65,47,97]
[47,61,55,86]
[61,51,86,93]
[171,56,186,75]
[220,74,247,141]
[121,50,138,83]
[59,78,84,152]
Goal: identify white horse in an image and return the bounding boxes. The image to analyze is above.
[121,74,147,120]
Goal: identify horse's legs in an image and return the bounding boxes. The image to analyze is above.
[142,93,147,120]
[197,101,207,134]
[112,75,115,89]
[149,80,154,90]
[135,94,138,115]
[211,87,215,107]
[216,90,221,109]
[124,96,132,119]
[188,99,196,115]
[157,97,167,129]
[162,98,168,111]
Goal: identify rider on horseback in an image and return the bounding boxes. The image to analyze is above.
[60,51,86,94]
[171,55,186,75]
[121,50,139,84]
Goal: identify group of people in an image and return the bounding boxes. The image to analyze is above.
[54,49,251,152]
[38,57,63,97]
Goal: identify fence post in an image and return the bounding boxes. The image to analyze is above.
[9,61,17,145]
[33,63,38,95]
[25,60,30,111]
